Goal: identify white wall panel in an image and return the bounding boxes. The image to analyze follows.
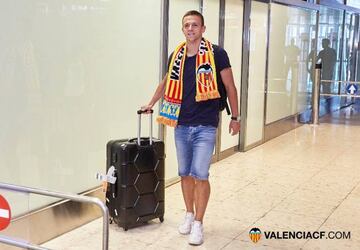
[0,0,161,212]
[202,0,219,44]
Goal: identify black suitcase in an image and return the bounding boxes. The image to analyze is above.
[105,110,165,230]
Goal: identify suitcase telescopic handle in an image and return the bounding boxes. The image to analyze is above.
[137,109,153,145]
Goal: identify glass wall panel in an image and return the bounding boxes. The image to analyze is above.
[0,0,161,212]
[342,12,357,83]
[355,15,360,82]
[166,0,200,181]
[245,1,267,147]
[221,0,243,151]
[202,0,219,43]
[266,4,316,124]
[317,7,343,95]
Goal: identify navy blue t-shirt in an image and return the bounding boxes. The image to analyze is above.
[168,45,231,128]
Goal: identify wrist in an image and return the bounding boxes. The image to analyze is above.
[231,115,240,122]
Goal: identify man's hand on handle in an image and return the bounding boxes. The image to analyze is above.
[140,104,154,114]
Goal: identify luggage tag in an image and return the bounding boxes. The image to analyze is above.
[96,166,117,192]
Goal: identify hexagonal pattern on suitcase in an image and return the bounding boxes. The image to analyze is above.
[134,147,159,173]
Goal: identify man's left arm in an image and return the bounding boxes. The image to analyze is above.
[220,67,240,135]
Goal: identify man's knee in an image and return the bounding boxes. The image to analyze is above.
[194,178,209,186]
[181,176,195,184]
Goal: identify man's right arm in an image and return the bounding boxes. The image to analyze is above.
[141,73,167,112]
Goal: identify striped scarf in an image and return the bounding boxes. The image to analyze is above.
[157,38,220,127]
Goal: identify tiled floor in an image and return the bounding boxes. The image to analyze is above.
[42,122,360,250]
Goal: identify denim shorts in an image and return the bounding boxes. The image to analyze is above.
[174,125,217,180]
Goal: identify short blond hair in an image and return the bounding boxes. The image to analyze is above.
[182,10,204,26]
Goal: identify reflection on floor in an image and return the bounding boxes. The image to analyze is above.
[320,97,360,126]
[43,123,360,249]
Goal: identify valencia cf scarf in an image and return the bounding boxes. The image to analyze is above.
[157,38,220,127]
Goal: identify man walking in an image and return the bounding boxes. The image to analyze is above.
[142,10,240,245]
[318,38,336,95]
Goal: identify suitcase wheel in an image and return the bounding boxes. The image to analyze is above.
[124,226,128,231]
[109,217,114,224]
[159,216,164,223]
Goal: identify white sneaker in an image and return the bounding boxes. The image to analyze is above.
[178,212,194,235]
[188,220,204,245]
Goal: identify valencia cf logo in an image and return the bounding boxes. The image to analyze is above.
[249,228,261,243]
[196,63,214,88]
